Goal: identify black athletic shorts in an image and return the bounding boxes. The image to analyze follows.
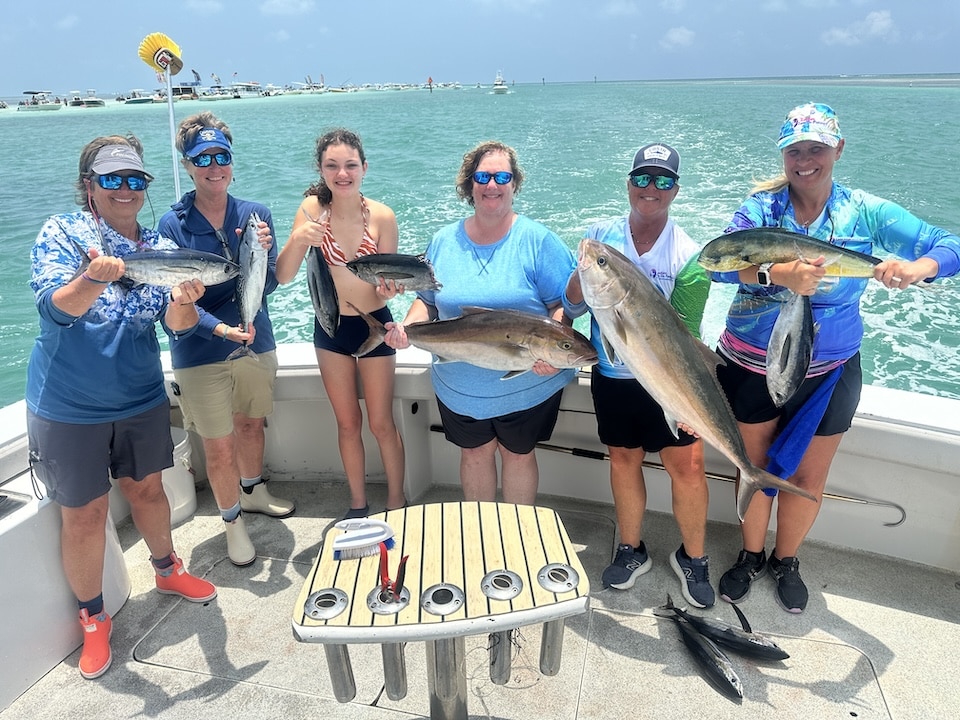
[314,306,396,357]
[437,389,564,455]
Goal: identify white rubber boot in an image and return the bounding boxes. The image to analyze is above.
[240,481,295,518]
[224,515,256,567]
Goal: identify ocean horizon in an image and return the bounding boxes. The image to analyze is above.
[1,76,958,408]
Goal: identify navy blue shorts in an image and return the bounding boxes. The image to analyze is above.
[314,306,396,357]
[437,390,564,455]
[716,352,862,436]
[590,367,697,452]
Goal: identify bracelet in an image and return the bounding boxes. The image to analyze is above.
[81,272,109,285]
[220,324,228,341]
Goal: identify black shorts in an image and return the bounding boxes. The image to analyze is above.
[437,390,564,455]
[314,306,396,357]
[591,367,697,452]
[716,352,862,436]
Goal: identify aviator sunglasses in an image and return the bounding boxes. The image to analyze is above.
[189,151,233,167]
[95,174,148,191]
[629,173,677,191]
[473,170,513,185]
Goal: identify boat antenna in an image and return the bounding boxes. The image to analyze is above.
[138,32,184,200]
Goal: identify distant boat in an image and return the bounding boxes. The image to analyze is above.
[492,71,508,94]
[16,91,62,112]
[122,89,155,105]
[68,90,106,108]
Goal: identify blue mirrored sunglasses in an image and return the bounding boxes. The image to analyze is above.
[189,151,232,167]
[473,170,513,185]
[96,174,148,191]
[629,173,676,191]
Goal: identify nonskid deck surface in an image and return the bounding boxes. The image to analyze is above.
[5,480,957,719]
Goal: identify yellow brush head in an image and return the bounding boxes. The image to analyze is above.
[138,33,183,76]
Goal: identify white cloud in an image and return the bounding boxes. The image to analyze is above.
[185,0,224,15]
[260,0,316,15]
[660,26,695,50]
[659,0,686,12]
[822,10,898,46]
[603,0,640,16]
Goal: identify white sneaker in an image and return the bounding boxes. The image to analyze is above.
[239,482,295,518]
[224,515,256,567]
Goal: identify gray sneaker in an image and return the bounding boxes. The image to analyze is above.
[601,543,652,590]
[669,546,715,608]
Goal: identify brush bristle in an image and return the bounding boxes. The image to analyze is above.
[332,535,395,561]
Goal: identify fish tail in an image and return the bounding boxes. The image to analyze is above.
[736,465,818,521]
[66,237,92,283]
[226,344,258,361]
[347,301,387,358]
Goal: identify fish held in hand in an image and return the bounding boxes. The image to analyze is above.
[654,594,789,661]
[577,239,817,521]
[698,227,882,276]
[766,292,816,407]
[228,212,269,360]
[307,246,339,338]
[350,303,597,376]
[346,253,442,291]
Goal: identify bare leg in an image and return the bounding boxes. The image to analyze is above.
[358,354,406,509]
[202,433,241,511]
[317,349,368,510]
[234,413,266,480]
[118,472,173,559]
[499,444,539,506]
[459,439,499,502]
[607,446,648,547]
[736,418,780,552]
[60,495,109,602]
[660,441,708,558]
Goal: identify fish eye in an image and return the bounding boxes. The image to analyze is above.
[597,257,607,267]
[560,341,572,350]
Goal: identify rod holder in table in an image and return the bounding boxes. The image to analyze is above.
[323,644,356,702]
[382,642,407,700]
[426,636,467,720]
[539,618,565,676]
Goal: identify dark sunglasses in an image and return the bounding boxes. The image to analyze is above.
[189,151,232,167]
[473,170,513,185]
[629,173,677,191]
[95,174,148,191]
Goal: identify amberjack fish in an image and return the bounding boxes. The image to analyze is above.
[667,614,744,701]
[346,253,442,291]
[577,239,817,520]
[68,238,239,288]
[698,227,882,276]
[766,292,816,407]
[307,246,339,338]
[228,212,268,359]
[655,594,790,661]
[350,303,598,376]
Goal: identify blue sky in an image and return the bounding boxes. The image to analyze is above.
[2,0,957,97]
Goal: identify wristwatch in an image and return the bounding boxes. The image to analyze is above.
[756,262,774,287]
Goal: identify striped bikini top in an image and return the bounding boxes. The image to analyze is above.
[318,194,378,266]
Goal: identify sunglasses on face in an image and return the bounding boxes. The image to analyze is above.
[473,170,513,185]
[189,151,233,167]
[629,173,677,191]
[95,174,148,191]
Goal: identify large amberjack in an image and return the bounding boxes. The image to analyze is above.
[577,239,817,521]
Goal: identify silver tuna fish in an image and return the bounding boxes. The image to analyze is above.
[698,227,882,276]
[351,303,597,376]
[229,212,269,359]
[346,253,442,291]
[668,614,744,701]
[766,292,816,407]
[307,246,339,338]
[577,239,816,520]
[121,249,240,287]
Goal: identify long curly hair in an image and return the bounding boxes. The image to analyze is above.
[304,128,366,203]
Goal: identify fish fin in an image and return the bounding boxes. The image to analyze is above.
[460,306,496,315]
[598,334,618,366]
[737,466,817,521]
[661,409,681,440]
[611,306,631,344]
[347,301,387,357]
[65,237,93,283]
[694,340,725,369]
[226,345,258,361]
[730,602,753,633]
[500,369,531,380]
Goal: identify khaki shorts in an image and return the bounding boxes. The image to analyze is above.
[174,351,278,439]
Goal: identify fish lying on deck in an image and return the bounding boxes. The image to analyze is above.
[228,212,268,360]
[654,594,790,661]
[666,613,744,701]
[766,292,817,407]
[350,303,597,377]
[307,246,339,338]
[577,239,817,521]
[68,238,240,288]
[346,253,442,291]
[697,227,882,276]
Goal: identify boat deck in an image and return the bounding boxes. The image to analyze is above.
[3,478,957,720]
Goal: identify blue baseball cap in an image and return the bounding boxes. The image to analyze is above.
[184,127,232,158]
[777,103,842,150]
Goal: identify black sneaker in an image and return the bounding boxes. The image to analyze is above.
[767,554,808,613]
[601,543,652,590]
[718,548,766,603]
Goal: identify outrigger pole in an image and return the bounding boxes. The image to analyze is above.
[137,33,184,200]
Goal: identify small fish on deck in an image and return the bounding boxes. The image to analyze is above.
[665,613,744,701]
[346,253,442,291]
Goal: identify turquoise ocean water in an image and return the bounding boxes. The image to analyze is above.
[2,77,959,408]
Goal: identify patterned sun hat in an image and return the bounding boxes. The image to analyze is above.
[777,103,842,150]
